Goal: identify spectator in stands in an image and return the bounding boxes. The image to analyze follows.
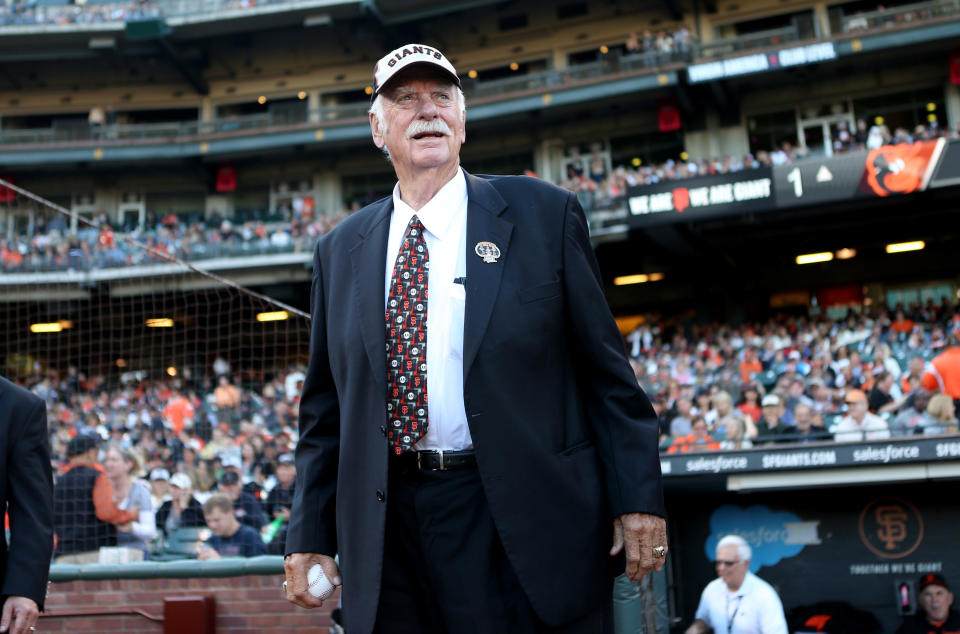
[667,416,721,454]
[197,493,266,560]
[895,573,959,634]
[155,472,206,537]
[218,469,265,531]
[755,394,797,444]
[922,342,960,401]
[792,404,832,443]
[902,356,926,394]
[890,389,932,436]
[737,383,763,424]
[264,453,296,555]
[214,375,241,426]
[718,415,753,450]
[149,468,171,511]
[686,535,788,634]
[919,394,959,435]
[740,347,762,384]
[834,389,890,442]
[103,444,157,559]
[669,396,695,437]
[54,434,138,564]
[868,371,907,414]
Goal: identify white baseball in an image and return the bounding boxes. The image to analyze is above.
[307,563,335,600]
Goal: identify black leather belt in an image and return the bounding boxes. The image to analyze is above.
[390,449,477,473]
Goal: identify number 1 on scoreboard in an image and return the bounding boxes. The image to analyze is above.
[787,167,803,198]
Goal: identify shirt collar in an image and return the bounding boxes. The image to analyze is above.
[392,167,466,240]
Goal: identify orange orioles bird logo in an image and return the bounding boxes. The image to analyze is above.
[863,140,937,197]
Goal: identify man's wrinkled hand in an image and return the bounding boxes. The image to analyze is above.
[0,596,38,634]
[610,512,667,582]
[284,553,341,609]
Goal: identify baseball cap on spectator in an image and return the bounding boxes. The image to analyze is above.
[67,433,99,457]
[372,44,461,99]
[221,455,242,471]
[788,350,801,360]
[220,470,241,486]
[761,394,780,407]
[169,473,192,490]
[150,468,170,482]
[277,453,295,466]
[844,389,868,404]
[918,573,949,592]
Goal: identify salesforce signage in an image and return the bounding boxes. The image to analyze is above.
[660,437,960,477]
[687,42,838,83]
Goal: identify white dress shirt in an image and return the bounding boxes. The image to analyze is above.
[833,412,891,442]
[384,168,471,451]
[695,572,788,634]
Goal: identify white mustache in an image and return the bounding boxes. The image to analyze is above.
[406,119,452,138]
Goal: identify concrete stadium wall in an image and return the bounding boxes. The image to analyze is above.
[41,575,337,633]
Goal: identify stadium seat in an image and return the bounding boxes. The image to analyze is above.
[156,527,211,560]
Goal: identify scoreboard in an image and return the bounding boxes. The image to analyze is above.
[625,138,954,228]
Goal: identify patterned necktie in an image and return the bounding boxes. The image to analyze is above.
[385,215,429,454]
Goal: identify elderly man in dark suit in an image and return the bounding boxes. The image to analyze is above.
[284,44,667,633]
[0,376,54,634]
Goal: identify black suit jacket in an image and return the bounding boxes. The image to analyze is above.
[0,376,54,609]
[287,172,664,632]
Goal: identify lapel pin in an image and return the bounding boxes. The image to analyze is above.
[475,241,501,263]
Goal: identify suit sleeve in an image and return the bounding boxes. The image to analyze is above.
[3,397,54,609]
[561,192,665,518]
[285,243,341,557]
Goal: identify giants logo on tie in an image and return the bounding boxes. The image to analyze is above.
[385,215,430,452]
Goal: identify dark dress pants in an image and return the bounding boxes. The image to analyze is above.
[368,462,612,634]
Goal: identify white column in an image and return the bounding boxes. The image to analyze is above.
[945,82,960,133]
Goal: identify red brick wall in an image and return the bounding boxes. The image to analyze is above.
[41,575,338,633]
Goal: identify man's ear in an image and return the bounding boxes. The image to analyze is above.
[370,113,384,148]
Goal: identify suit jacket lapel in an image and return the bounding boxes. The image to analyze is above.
[463,172,513,376]
[349,198,393,397]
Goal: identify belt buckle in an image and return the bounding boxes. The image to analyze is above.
[437,449,445,471]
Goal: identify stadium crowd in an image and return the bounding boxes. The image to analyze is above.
[562,120,958,209]
[0,206,348,273]
[9,297,958,562]
[625,302,960,451]
[0,0,284,26]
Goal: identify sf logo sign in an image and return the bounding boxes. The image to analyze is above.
[858,497,924,559]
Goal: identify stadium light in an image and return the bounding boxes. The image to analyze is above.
[886,241,925,254]
[167,367,177,377]
[614,274,648,285]
[600,45,609,54]
[648,272,665,282]
[257,311,289,322]
[297,91,307,100]
[795,252,834,265]
[30,322,63,333]
[835,248,857,260]
[303,14,331,27]
[468,70,478,79]
[257,96,267,105]
[146,318,174,327]
[509,62,519,71]
[116,359,127,368]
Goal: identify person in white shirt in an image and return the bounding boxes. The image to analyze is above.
[833,389,891,442]
[686,535,788,634]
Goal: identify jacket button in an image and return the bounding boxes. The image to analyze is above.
[376,490,385,502]
[380,425,388,437]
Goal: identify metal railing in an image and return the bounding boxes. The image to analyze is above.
[694,25,801,59]
[0,0,345,28]
[0,53,679,147]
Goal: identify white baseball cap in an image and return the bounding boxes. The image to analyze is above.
[372,43,460,99]
[169,473,192,490]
